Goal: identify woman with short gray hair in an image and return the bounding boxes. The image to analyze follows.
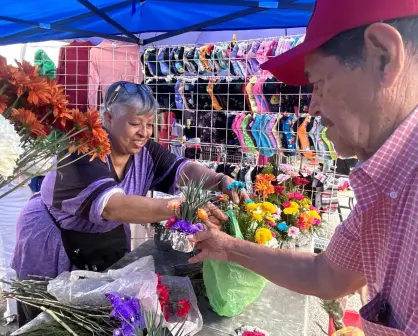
[11,81,245,303]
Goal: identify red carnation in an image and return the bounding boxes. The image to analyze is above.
[175,300,191,318]
[274,185,285,195]
[293,177,310,186]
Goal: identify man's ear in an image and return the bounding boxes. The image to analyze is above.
[363,22,405,88]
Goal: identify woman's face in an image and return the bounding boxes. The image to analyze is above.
[105,105,154,155]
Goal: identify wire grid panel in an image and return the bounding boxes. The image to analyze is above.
[23,40,143,112]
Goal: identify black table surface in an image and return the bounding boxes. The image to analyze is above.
[110,240,308,336]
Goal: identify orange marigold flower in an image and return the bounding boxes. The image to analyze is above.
[259,173,275,182]
[197,208,209,220]
[11,108,47,137]
[254,174,275,199]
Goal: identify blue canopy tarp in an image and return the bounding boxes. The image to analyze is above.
[0,0,313,46]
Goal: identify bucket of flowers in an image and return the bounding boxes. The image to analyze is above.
[252,163,323,248]
[0,56,110,199]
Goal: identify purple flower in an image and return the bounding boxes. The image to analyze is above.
[195,223,205,231]
[106,293,145,336]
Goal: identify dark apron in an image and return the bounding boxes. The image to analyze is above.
[45,205,129,272]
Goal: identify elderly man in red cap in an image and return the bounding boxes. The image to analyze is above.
[188,1,418,335]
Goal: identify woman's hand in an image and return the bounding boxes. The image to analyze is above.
[219,175,250,204]
[203,202,228,229]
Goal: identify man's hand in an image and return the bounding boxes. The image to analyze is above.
[219,176,250,204]
[203,202,228,228]
[188,220,234,263]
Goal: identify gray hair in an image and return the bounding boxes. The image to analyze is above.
[103,81,159,126]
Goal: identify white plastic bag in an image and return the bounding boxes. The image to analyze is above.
[47,256,157,307]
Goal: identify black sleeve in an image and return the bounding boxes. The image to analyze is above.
[146,140,187,194]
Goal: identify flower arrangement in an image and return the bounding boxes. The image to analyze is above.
[0,56,110,198]
[216,163,322,249]
[164,175,214,252]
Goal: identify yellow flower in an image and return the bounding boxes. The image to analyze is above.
[290,201,300,209]
[307,210,321,219]
[246,202,259,212]
[251,210,263,222]
[254,228,273,245]
[283,207,299,215]
[301,198,311,209]
[261,202,276,213]
[265,215,275,222]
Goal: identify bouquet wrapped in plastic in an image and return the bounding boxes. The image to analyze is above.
[163,176,214,253]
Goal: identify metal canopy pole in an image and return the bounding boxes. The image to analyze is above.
[143,7,267,45]
[0,0,143,44]
[0,15,135,43]
[77,0,140,44]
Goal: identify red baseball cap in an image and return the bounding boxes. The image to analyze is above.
[261,0,418,85]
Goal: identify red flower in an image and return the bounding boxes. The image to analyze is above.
[175,300,191,318]
[274,185,285,195]
[242,332,266,336]
[293,177,310,186]
[157,273,162,286]
[282,201,291,208]
[165,216,177,229]
[157,283,170,321]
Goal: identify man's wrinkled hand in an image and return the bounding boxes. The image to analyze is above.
[188,220,233,263]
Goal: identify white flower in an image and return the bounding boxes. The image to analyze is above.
[0,115,23,179]
[265,237,279,249]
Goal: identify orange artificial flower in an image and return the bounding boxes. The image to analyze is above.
[0,56,11,80]
[197,208,209,220]
[297,213,315,230]
[167,199,182,212]
[71,108,87,130]
[88,136,111,162]
[254,174,275,199]
[259,174,275,182]
[0,94,8,114]
[11,108,47,137]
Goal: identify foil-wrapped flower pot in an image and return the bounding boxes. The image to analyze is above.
[170,232,195,253]
[295,234,313,247]
[154,224,173,251]
[278,240,296,250]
